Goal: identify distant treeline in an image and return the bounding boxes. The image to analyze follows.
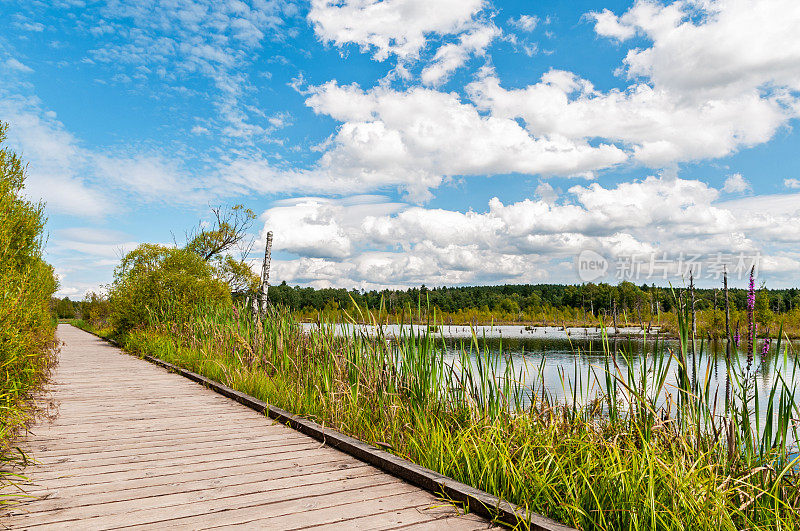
[52,280,800,324]
[264,281,800,316]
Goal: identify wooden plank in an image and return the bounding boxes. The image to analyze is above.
[19,453,362,499]
[30,435,317,469]
[26,443,330,482]
[26,428,307,458]
[21,446,346,490]
[162,489,447,530]
[12,465,383,523]
[23,425,290,453]
[281,502,486,530]
[17,473,407,527]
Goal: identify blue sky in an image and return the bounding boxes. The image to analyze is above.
[1,0,799,297]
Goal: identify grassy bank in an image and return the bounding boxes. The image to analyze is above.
[0,123,59,506]
[81,299,800,530]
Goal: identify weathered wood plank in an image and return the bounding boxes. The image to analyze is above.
[19,454,361,499]
[12,466,388,525]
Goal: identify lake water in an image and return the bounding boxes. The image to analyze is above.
[302,322,800,444]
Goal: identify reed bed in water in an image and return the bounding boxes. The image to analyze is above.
[83,296,800,530]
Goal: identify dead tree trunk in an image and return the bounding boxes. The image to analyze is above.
[258,231,273,314]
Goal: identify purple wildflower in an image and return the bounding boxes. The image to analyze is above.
[747,266,755,369]
[733,329,740,347]
[762,337,771,357]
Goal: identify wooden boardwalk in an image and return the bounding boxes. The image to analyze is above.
[4,325,491,529]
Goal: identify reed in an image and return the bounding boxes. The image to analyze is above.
[0,122,58,507]
[89,288,800,529]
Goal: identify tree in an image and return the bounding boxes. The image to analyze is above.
[53,297,76,319]
[80,292,109,326]
[185,204,260,294]
[0,121,58,438]
[109,244,231,333]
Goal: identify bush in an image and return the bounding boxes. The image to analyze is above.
[0,122,58,469]
[109,244,231,333]
[52,296,77,319]
[80,292,110,327]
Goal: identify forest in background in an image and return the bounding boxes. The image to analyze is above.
[55,278,800,337]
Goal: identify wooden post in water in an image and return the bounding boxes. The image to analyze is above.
[258,231,273,314]
[690,270,697,389]
[612,299,618,333]
[724,267,732,411]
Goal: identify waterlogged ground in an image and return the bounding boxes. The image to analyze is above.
[302,322,800,444]
[302,322,659,340]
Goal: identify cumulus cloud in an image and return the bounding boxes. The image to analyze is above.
[287,0,800,201]
[723,173,750,193]
[261,176,800,288]
[305,81,626,201]
[309,0,485,61]
[420,23,500,86]
[784,178,800,189]
[589,8,637,41]
[468,69,790,167]
[595,0,800,96]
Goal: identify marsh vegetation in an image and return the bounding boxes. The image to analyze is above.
[0,123,58,506]
[76,274,800,529]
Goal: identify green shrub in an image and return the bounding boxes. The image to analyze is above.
[0,121,58,489]
[51,296,77,319]
[109,244,231,333]
[79,291,110,327]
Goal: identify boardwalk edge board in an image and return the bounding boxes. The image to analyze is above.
[82,326,573,531]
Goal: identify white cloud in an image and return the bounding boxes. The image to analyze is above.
[0,80,214,216]
[784,178,800,189]
[309,0,485,61]
[13,21,46,33]
[4,58,34,73]
[305,81,626,201]
[468,70,790,167]
[723,173,750,193]
[46,227,141,298]
[261,175,800,288]
[93,154,207,204]
[589,8,638,41]
[508,15,539,32]
[535,182,558,203]
[0,93,113,217]
[260,196,406,260]
[593,0,800,97]
[420,23,500,86]
[91,0,292,139]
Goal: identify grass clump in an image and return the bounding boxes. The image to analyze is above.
[0,122,58,506]
[96,296,800,530]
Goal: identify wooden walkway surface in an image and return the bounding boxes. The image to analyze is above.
[4,325,491,530]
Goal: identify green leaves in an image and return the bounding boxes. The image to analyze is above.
[109,244,231,333]
[0,121,58,504]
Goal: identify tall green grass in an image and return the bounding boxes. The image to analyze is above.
[0,122,59,506]
[100,295,800,530]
